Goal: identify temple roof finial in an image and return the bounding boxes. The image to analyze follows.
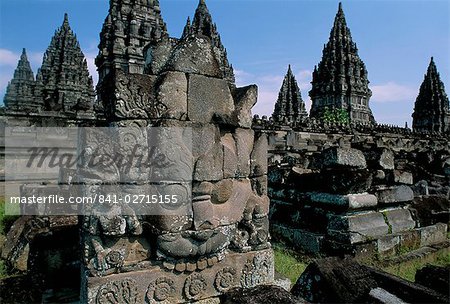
[63,13,69,27]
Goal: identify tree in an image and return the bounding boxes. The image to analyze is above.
[322,107,350,124]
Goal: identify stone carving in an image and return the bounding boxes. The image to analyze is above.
[146,277,176,303]
[184,272,208,300]
[240,252,274,288]
[215,267,237,292]
[77,0,274,302]
[96,278,138,304]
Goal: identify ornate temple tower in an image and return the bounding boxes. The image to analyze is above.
[4,49,41,112]
[309,3,375,124]
[96,0,168,80]
[182,0,235,85]
[35,14,95,112]
[272,65,307,124]
[412,57,450,133]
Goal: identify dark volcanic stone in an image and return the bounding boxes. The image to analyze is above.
[411,195,450,226]
[318,168,373,194]
[291,257,377,303]
[415,264,450,297]
[221,285,307,304]
[322,147,367,169]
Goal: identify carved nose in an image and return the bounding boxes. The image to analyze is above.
[192,195,219,230]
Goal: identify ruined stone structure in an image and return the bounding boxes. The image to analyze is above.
[412,57,450,133]
[1,1,449,303]
[264,123,449,259]
[1,14,96,126]
[309,3,375,124]
[272,65,308,125]
[77,0,273,303]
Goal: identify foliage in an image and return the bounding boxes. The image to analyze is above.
[322,106,350,124]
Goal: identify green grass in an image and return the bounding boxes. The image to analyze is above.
[1,198,19,236]
[381,249,450,281]
[273,243,310,283]
[0,197,20,279]
[272,240,450,285]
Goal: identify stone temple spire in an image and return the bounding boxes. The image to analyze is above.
[4,48,41,112]
[412,57,450,133]
[184,0,235,85]
[96,0,168,79]
[272,65,308,124]
[36,13,95,112]
[309,2,375,124]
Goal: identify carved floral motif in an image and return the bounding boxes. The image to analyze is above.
[96,278,138,304]
[184,273,207,300]
[146,277,176,303]
[214,267,237,292]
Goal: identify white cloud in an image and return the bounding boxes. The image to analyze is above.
[28,52,44,67]
[0,49,19,67]
[371,82,417,103]
[84,51,98,87]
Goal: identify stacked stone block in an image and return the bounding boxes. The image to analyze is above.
[269,146,448,259]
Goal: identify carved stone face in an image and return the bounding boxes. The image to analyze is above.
[81,34,270,275]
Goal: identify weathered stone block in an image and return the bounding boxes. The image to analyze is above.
[222,285,304,304]
[165,35,222,78]
[327,212,390,244]
[368,287,408,304]
[322,147,367,169]
[306,192,377,211]
[251,175,268,197]
[192,124,224,181]
[232,85,258,128]
[365,148,395,170]
[387,170,413,185]
[378,149,395,170]
[384,209,416,233]
[375,185,414,204]
[319,168,373,194]
[194,143,224,181]
[291,257,377,303]
[221,133,238,178]
[415,265,450,297]
[250,132,268,177]
[377,235,400,257]
[234,128,254,177]
[271,225,325,253]
[157,71,188,120]
[418,223,448,247]
[188,74,234,123]
[83,249,274,304]
[398,229,421,251]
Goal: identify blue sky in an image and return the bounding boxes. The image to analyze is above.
[0,0,449,126]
